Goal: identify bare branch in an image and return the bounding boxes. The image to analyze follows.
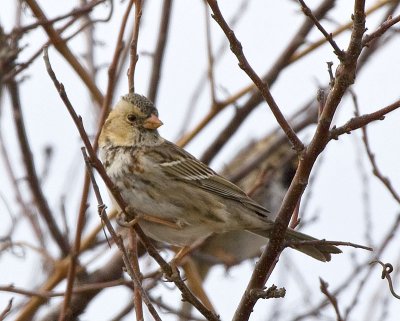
[370,260,400,299]
[206,0,304,153]
[128,0,143,93]
[297,0,344,59]
[25,0,104,105]
[319,278,344,321]
[147,0,173,103]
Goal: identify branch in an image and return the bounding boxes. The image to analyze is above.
[147,0,173,103]
[25,0,104,105]
[370,260,400,299]
[206,0,304,153]
[0,299,13,320]
[362,14,400,47]
[350,93,400,204]
[319,278,344,321]
[297,0,344,59]
[329,98,400,141]
[201,0,335,164]
[11,0,106,35]
[6,79,69,256]
[128,0,143,93]
[233,2,367,319]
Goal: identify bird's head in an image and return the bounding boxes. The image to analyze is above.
[99,93,163,147]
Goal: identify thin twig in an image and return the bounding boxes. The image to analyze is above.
[128,0,143,93]
[290,0,395,63]
[25,0,104,105]
[319,278,344,321]
[207,0,304,153]
[129,229,144,321]
[297,0,344,59]
[362,14,400,47]
[12,0,106,35]
[6,78,69,256]
[147,0,173,103]
[330,98,400,141]
[201,0,335,164]
[204,1,217,105]
[350,94,400,204]
[370,260,400,299]
[0,298,13,320]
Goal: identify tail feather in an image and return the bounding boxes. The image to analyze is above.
[249,227,342,262]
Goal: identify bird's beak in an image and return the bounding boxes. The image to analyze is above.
[143,114,163,129]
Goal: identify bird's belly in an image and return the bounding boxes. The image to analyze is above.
[138,220,213,246]
[115,180,235,245]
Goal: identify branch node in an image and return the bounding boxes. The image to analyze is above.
[250,285,286,300]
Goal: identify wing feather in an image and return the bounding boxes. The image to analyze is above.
[158,141,270,218]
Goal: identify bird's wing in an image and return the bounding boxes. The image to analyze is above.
[156,141,270,218]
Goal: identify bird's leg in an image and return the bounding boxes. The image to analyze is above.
[170,236,209,267]
[171,246,192,267]
[181,258,216,312]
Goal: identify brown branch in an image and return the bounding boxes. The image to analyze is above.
[233,2,367,320]
[349,94,400,204]
[290,0,395,63]
[370,260,400,299]
[129,229,144,321]
[0,279,130,299]
[4,17,84,82]
[58,189,89,318]
[0,125,45,248]
[25,0,104,105]
[201,0,335,164]
[128,0,143,93]
[297,0,344,59]
[329,98,400,141]
[6,80,69,256]
[12,0,106,35]
[362,14,400,47]
[150,296,209,321]
[319,278,344,321]
[176,0,251,139]
[206,0,304,153]
[147,0,173,103]
[204,1,217,105]
[43,49,220,321]
[102,0,135,119]
[0,299,13,320]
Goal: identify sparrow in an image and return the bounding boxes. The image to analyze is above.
[99,93,341,262]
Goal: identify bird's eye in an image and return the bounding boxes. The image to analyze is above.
[127,114,137,122]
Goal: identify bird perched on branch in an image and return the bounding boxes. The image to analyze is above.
[99,93,341,262]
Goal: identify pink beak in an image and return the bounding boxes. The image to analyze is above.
[143,114,163,129]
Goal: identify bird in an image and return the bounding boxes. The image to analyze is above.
[99,93,341,262]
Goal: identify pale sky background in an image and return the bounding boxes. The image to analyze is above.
[1,1,400,320]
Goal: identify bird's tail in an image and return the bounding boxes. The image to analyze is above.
[250,228,342,262]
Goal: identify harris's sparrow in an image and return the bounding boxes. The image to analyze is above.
[99,93,341,262]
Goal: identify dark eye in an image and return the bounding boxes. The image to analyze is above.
[127,114,137,122]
